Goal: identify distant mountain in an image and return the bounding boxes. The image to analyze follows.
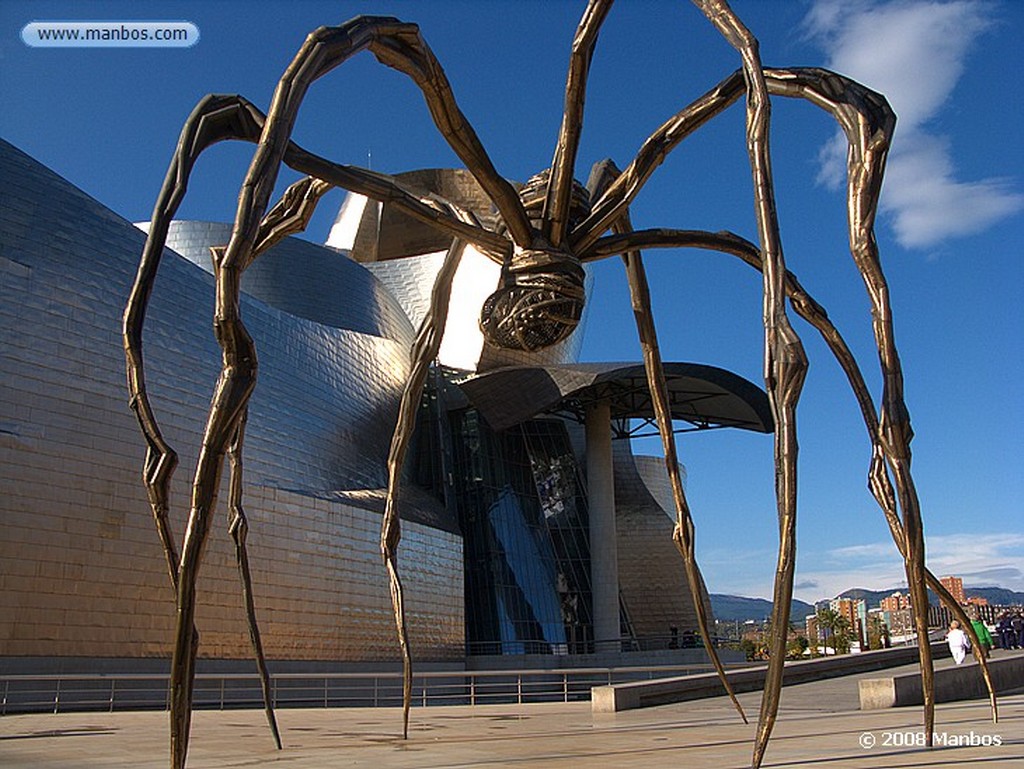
[837,586,1024,609]
[710,594,815,623]
[708,584,1023,625]
[838,587,903,606]
[966,587,1024,606]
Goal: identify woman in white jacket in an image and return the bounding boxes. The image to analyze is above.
[947,620,970,665]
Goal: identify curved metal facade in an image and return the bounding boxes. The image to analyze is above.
[613,443,710,643]
[0,139,463,663]
[154,220,415,346]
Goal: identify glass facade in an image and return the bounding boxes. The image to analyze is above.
[447,409,595,655]
[521,420,595,654]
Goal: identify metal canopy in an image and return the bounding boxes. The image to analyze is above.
[458,362,773,435]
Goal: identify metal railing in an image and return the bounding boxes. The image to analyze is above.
[462,633,727,656]
[1,663,745,716]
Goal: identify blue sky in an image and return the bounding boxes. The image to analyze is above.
[2,0,1021,604]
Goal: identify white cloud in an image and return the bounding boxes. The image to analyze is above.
[805,0,1024,249]
[918,533,1024,579]
[826,541,901,561]
[810,0,988,131]
[703,531,1024,602]
[790,532,1024,602]
[882,135,1024,245]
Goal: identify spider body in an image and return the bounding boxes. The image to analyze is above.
[480,170,592,351]
[122,3,999,769]
[481,244,587,351]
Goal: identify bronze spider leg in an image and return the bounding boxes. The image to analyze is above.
[559,16,790,728]
[586,161,748,724]
[223,15,530,259]
[250,175,334,264]
[381,202,477,738]
[573,71,745,254]
[587,226,1000,729]
[744,254,995,724]
[124,94,267,590]
[223,412,281,749]
[199,18,546,748]
[252,186,482,745]
[763,66,936,746]
[124,92,498,568]
[194,17,539,757]
[621,226,749,726]
[126,78,512,766]
[543,0,614,247]
[578,56,949,762]
[159,236,259,769]
[123,100,423,767]
[123,94,272,768]
[691,5,808,765]
[173,177,343,766]
[218,176,336,751]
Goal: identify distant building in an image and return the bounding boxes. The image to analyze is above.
[865,607,890,649]
[940,575,966,605]
[885,607,915,638]
[966,595,989,607]
[830,597,867,648]
[880,591,911,613]
[805,614,820,649]
[931,601,1015,629]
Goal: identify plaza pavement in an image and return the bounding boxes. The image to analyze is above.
[1,654,1021,768]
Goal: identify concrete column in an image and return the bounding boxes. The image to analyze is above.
[586,400,619,653]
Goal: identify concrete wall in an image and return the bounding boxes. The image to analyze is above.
[860,652,1024,709]
[593,642,956,713]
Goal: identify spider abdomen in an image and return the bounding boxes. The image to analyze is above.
[479,246,585,352]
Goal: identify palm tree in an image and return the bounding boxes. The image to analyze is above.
[816,608,852,655]
[866,613,888,650]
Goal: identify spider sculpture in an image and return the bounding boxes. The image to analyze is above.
[123,2,998,768]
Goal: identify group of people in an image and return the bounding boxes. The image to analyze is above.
[946,610,1024,665]
[996,611,1024,650]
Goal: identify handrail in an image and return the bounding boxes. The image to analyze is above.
[0,662,751,715]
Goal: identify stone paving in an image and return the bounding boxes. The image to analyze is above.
[2,657,1021,768]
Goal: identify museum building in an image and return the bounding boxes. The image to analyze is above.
[0,139,770,672]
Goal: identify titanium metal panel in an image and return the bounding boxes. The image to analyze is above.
[612,441,709,643]
[151,220,415,346]
[0,139,463,662]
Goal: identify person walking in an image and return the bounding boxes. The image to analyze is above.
[947,620,970,665]
[1012,612,1024,649]
[996,613,1014,650]
[970,617,993,660]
